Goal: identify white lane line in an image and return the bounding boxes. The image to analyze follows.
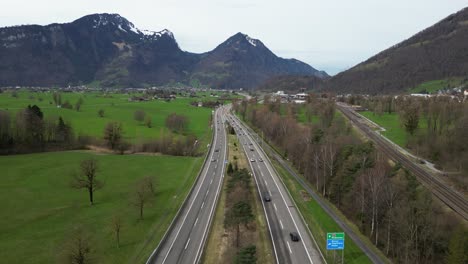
[210,179,213,185]
[287,241,292,254]
[193,117,228,263]
[194,217,199,226]
[274,203,278,211]
[261,171,265,177]
[206,189,210,196]
[236,115,315,264]
[240,128,280,264]
[280,219,284,229]
[213,172,216,176]
[184,238,191,250]
[265,181,268,186]
[159,112,221,264]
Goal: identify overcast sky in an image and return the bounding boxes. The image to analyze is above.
[1,0,467,75]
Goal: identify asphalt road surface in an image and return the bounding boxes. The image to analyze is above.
[146,106,228,264]
[228,113,325,264]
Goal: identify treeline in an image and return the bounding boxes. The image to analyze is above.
[234,98,466,264]
[0,105,75,154]
[0,105,200,157]
[345,95,468,185]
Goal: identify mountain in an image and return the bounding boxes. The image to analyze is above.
[191,33,327,89]
[0,14,325,88]
[256,75,326,92]
[327,7,468,94]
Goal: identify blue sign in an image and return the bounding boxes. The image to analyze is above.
[326,239,344,250]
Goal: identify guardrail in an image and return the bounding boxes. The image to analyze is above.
[145,109,218,264]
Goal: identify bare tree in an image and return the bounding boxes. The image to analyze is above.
[71,159,103,205]
[131,179,152,219]
[111,215,122,248]
[144,116,152,128]
[143,176,156,195]
[165,113,188,133]
[60,226,94,264]
[103,122,122,150]
[97,109,104,118]
[134,110,146,123]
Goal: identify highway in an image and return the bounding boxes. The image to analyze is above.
[146,106,228,264]
[337,103,468,221]
[227,113,325,264]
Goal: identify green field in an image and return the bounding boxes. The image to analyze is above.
[0,91,213,143]
[408,77,465,94]
[0,151,205,263]
[360,111,426,147]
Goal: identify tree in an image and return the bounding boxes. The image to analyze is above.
[111,215,122,248]
[144,116,152,128]
[75,98,84,112]
[225,201,254,248]
[53,91,62,106]
[98,109,104,118]
[134,110,146,123]
[61,227,94,264]
[446,225,468,264]
[56,116,73,143]
[165,113,188,133]
[103,122,122,150]
[71,159,103,205]
[400,101,420,136]
[131,179,152,219]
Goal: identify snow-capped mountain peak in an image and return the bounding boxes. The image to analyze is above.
[245,35,257,47]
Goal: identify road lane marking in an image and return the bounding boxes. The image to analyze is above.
[280,219,284,229]
[210,179,213,185]
[184,238,191,250]
[158,111,221,264]
[287,241,292,254]
[194,217,199,226]
[235,115,315,264]
[206,189,210,196]
[274,203,278,211]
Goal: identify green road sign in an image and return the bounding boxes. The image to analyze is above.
[327,232,345,240]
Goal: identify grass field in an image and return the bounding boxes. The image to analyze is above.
[0,151,205,264]
[360,111,427,147]
[408,77,465,94]
[0,91,213,143]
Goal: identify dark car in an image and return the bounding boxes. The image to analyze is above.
[263,192,271,202]
[215,149,220,152]
[290,232,300,242]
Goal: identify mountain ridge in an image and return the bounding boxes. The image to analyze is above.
[0,13,326,88]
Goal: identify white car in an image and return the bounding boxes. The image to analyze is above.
[250,158,255,162]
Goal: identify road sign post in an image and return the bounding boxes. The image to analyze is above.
[327,232,345,263]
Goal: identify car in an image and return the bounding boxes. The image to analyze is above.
[259,158,263,162]
[250,148,254,151]
[214,149,220,152]
[211,159,216,162]
[249,143,253,146]
[290,232,300,242]
[250,158,255,162]
[263,192,271,202]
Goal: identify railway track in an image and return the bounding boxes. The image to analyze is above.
[337,104,468,221]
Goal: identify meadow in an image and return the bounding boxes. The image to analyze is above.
[0,89,218,263]
[0,90,214,143]
[0,151,205,263]
[360,111,427,147]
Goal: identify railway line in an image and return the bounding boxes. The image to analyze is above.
[337,103,468,221]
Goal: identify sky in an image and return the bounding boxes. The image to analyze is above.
[1,0,467,75]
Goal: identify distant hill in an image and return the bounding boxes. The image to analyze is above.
[256,75,326,92]
[0,14,326,88]
[326,7,468,94]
